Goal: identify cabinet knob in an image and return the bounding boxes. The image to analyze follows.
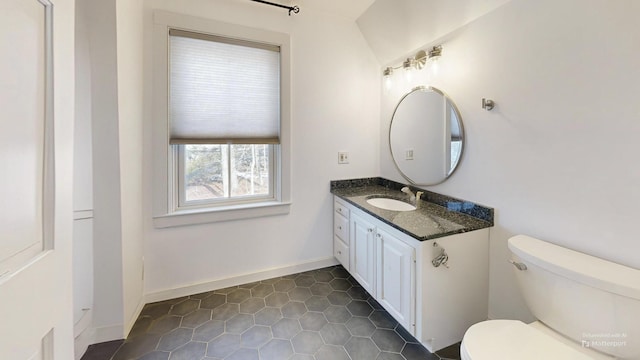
[376,233,381,238]
[368,228,374,233]
[338,226,342,230]
[337,250,342,255]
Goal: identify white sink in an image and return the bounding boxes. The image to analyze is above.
[366,197,416,212]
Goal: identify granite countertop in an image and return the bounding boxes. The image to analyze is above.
[330,178,494,241]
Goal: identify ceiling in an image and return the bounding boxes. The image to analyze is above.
[293,0,376,20]
[273,0,512,64]
[356,0,512,64]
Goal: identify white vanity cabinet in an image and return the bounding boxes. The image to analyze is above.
[332,195,489,353]
[350,209,416,332]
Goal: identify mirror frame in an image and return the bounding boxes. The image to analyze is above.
[389,86,465,186]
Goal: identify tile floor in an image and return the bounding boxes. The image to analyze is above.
[82,266,461,360]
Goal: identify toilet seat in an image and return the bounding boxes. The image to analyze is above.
[460,320,612,360]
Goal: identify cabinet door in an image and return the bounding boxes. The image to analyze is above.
[376,228,415,333]
[350,212,376,294]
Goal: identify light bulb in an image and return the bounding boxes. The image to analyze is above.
[383,67,393,92]
[384,77,393,92]
[404,69,413,83]
[430,58,439,76]
[427,45,442,77]
[402,58,413,84]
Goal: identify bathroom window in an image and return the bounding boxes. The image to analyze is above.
[152,13,291,227]
[178,144,274,207]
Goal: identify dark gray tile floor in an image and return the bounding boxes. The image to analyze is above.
[82,266,461,360]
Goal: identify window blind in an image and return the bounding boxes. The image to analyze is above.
[169,29,281,144]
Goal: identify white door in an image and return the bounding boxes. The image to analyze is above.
[350,212,376,294]
[376,228,415,334]
[0,0,75,358]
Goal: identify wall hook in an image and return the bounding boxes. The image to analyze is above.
[482,98,495,111]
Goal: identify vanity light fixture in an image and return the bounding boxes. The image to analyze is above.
[402,58,414,82]
[428,45,442,60]
[382,45,443,86]
[427,45,442,75]
[383,67,394,91]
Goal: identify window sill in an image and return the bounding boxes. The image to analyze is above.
[153,201,291,228]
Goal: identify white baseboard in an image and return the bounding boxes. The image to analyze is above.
[93,324,124,344]
[75,256,338,357]
[74,309,93,338]
[124,298,146,337]
[74,324,123,360]
[145,256,338,304]
[74,326,95,360]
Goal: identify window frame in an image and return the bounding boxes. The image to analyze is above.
[152,11,291,228]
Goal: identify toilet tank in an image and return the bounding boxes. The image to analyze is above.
[508,235,640,359]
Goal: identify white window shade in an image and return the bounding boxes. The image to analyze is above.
[169,29,281,144]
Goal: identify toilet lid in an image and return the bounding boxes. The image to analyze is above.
[461,320,605,360]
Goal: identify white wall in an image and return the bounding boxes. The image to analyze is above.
[357,0,511,64]
[86,0,126,338]
[377,0,640,321]
[115,0,145,335]
[142,0,380,297]
[74,7,94,215]
[82,0,146,341]
[72,0,95,354]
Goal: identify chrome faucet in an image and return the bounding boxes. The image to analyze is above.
[401,186,416,201]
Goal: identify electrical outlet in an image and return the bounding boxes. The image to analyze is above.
[405,149,414,160]
[338,152,349,164]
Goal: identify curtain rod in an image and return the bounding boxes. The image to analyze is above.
[250,0,300,16]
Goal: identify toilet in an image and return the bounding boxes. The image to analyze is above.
[461,235,640,360]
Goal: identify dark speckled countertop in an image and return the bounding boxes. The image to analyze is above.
[330,178,494,241]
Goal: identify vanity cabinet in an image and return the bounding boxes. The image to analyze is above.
[332,195,489,353]
[348,208,415,332]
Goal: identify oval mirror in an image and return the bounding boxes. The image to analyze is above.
[389,86,464,185]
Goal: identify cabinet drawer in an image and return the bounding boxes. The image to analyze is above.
[334,236,349,270]
[334,199,350,218]
[334,212,349,241]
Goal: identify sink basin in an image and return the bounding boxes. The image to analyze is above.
[366,197,416,212]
